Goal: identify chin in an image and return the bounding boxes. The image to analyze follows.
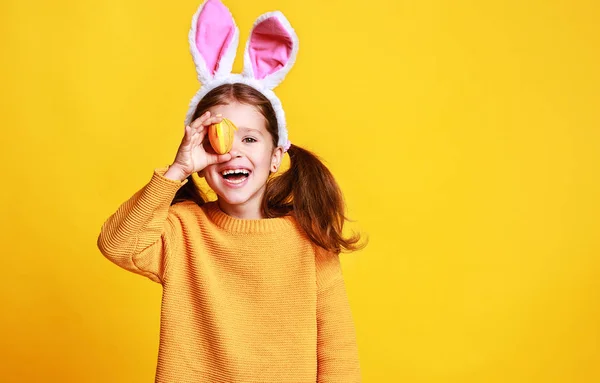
[217,191,253,206]
[206,168,269,207]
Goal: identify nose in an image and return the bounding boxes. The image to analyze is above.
[228,136,244,158]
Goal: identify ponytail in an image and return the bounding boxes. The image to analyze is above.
[263,144,366,253]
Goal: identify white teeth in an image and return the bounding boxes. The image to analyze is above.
[221,169,250,176]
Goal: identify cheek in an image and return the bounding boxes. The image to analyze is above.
[203,165,219,183]
[254,152,273,172]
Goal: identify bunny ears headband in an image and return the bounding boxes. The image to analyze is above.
[184,0,299,153]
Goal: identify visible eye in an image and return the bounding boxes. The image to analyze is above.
[243,137,257,143]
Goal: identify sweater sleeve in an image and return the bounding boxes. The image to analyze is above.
[96,166,189,284]
[315,247,362,382]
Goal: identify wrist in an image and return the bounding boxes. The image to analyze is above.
[164,164,190,182]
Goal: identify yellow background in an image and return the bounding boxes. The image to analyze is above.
[1,0,598,381]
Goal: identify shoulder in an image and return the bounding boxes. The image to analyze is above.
[167,200,211,228]
[169,199,206,214]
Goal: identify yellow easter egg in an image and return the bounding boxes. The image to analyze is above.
[208,117,237,154]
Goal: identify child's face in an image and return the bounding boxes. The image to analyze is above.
[202,101,283,215]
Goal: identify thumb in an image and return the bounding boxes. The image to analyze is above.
[216,153,233,163]
[206,152,232,165]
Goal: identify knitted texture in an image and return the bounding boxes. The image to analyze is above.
[97,166,361,382]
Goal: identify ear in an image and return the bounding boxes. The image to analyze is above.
[270,146,284,173]
[189,0,239,84]
[242,11,299,90]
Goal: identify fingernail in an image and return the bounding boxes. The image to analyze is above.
[216,113,223,117]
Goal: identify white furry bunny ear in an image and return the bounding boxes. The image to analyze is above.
[242,11,299,90]
[189,0,239,84]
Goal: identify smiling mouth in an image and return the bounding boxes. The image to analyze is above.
[220,169,251,184]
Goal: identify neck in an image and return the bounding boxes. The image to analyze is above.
[217,197,264,219]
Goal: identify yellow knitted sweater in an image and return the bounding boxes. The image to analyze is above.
[97,166,361,382]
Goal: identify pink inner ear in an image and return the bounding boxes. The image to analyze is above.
[249,17,293,80]
[196,0,235,76]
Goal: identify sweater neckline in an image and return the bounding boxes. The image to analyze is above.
[203,201,296,234]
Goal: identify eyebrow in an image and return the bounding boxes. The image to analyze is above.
[238,127,264,136]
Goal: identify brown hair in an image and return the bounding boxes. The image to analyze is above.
[172,83,366,253]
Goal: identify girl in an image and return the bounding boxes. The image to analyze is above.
[97,1,365,382]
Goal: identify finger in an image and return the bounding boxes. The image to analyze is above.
[193,129,207,148]
[206,152,232,165]
[201,114,224,127]
[190,111,211,129]
[184,125,194,141]
[189,112,209,129]
[215,153,233,163]
[193,124,206,136]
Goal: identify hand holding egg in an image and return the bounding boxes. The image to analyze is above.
[169,111,233,178]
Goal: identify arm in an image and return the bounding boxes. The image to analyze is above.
[96,166,188,284]
[315,247,362,382]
